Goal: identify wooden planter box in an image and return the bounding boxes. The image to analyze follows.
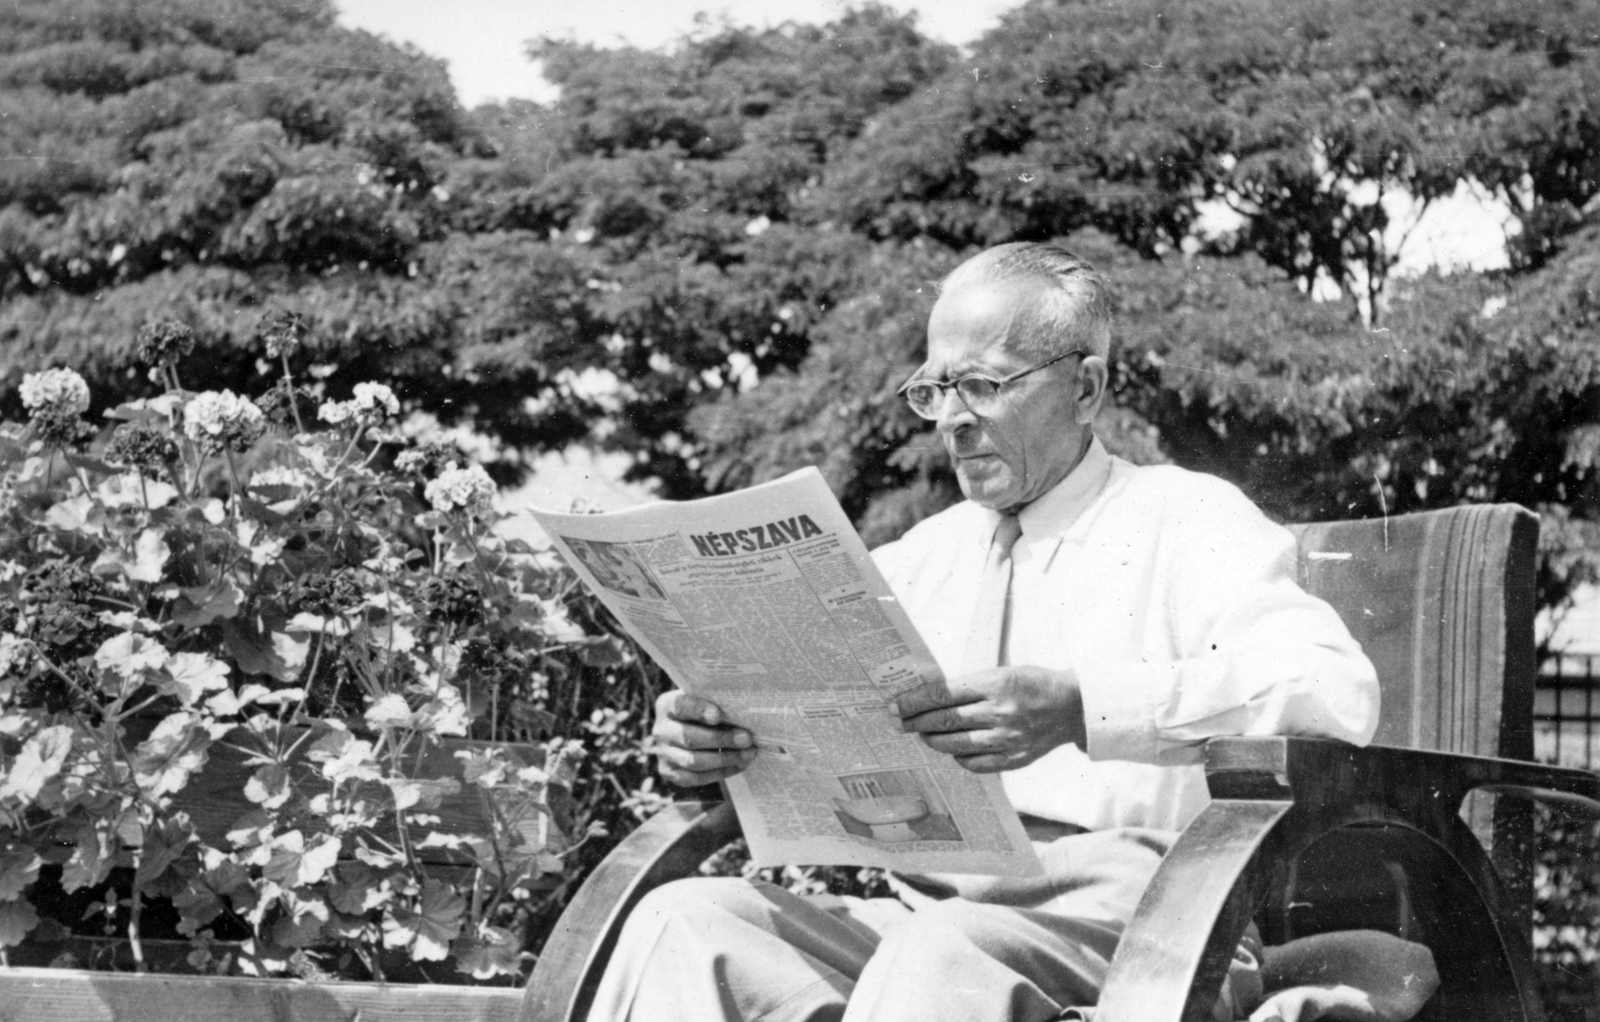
[0,965,524,1021]
[0,731,556,1022]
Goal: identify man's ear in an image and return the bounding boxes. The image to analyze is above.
[1073,356,1110,424]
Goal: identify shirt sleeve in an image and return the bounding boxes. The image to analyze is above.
[1076,478,1381,766]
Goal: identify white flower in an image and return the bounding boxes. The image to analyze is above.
[318,400,354,424]
[183,390,266,452]
[394,448,427,474]
[0,632,28,678]
[19,368,90,416]
[320,384,398,428]
[253,466,311,489]
[351,382,399,417]
[424,463,496,515]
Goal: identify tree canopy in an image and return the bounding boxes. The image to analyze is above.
[1,0,1596,614]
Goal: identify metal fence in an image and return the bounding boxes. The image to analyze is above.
[1536,653,1600,770]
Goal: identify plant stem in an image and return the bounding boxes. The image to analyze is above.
[224,448,247,512]
[65,454,94,498]
[280,352,305,435]
[127,850,147,972]
[27,645,98,705]
[491,676,501,742]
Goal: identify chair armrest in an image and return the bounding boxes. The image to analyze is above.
[522,799,742,1022]
[1204,735,1600,819]
[1100,736,1593,1021]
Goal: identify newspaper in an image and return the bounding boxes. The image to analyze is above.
[529,468,1042,876]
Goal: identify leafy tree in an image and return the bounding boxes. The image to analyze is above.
[0,1,953,496]
[1,0,1595,615]
[815,0,1600,320]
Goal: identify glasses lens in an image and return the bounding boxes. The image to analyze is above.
[954,376,1001,410]
[902,382,941,418]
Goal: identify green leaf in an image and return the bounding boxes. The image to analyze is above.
[327,862,389,915]
[0,850,41,900]
[385,776,460,812]
[244,763,292,809]
[452,924,523,980]
[0,725,74,802]
[306,730,381,785]
[272,913,323,948]
[61,825,112,894]
[225,808,274,850]
[172,879,226,936]
[0,434,26,470]
[381,879,464,962]
[171,578,245,627]
[577,635,627,667]
[43,494,100,534]
[62,451,117,476]
[264,831,341,889]
[0,898,38,948]
[134,817,194,887]
[93,529,170,583]
[96,472,178,510]
[159,651,231,705]
[223,622,306,683]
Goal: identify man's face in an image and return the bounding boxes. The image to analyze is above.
[918,278,1094,512]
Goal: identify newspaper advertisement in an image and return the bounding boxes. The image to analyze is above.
[529,468,1042,876]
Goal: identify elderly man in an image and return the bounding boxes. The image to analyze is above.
[590,244,1419,1022]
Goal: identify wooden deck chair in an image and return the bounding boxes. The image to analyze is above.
[526,504,1600,1022]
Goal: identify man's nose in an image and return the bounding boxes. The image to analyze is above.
[933,387,976,434]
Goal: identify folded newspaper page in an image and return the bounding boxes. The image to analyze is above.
[529,468,1042,876]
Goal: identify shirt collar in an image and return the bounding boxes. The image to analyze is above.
[976,435,1113,545]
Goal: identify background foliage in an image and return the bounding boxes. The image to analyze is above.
[2,0,1594,608]
[1,0,1598,1003]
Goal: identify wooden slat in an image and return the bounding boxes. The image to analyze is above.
[0,967,522,1022]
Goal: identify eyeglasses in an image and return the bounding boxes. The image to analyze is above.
[897,349,1084,420]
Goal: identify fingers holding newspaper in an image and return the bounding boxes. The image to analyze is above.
[650,689,758,787]
[892,666,1087,773]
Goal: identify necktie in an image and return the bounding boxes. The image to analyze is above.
[961,514,1022,674]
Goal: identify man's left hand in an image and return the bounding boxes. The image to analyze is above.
[892,666,1086,772]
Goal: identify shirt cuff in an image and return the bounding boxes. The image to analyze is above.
[1076,661,1165,763]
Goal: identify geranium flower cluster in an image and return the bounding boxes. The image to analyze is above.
[424,462,496,516]
[0,324,659,987]
[134,320,196,367]
[396,439,465,478]
[258,310,306,359]
[184,390,267,454]
[104,424,180,474]
[18,368,93,447]
[19,368,90,416]
[319,382,399,426]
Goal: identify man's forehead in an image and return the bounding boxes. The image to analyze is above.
[921,278,1041,373]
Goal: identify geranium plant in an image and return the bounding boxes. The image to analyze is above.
[0,318,623,982]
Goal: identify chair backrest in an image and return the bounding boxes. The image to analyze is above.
[1286,503,1539,923]
[1287,504,1538,761]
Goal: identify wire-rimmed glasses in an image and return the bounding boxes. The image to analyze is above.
[897,349,1084,420]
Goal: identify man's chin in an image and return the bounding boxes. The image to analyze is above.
[956,468,1017,510]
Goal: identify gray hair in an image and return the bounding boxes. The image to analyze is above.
[940,243,1113,361]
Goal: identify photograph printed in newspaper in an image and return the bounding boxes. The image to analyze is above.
[529,468,1042,875]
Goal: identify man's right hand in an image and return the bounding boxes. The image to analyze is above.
[650,690,757,787]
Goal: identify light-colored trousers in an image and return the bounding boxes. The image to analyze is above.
[588,827,1241,1022]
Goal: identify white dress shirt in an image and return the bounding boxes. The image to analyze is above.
[871,438,1379,833]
